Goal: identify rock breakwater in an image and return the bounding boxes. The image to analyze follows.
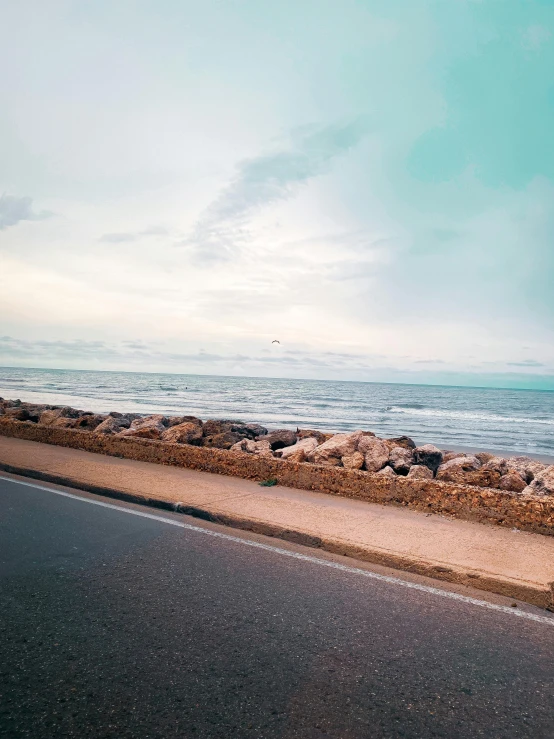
[1,396,553,498]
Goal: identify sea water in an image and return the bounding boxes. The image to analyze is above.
[1,366,554,456]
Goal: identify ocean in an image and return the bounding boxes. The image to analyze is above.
[1,366,554,457]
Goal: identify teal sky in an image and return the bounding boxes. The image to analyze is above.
[1,0,554,388]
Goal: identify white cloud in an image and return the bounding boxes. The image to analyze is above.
[0,194,53,230]
[184,120,369,263]
[522,24,551,51]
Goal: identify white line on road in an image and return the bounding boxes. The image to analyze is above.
[3,474,554,627]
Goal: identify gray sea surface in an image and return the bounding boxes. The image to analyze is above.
[1,366,554,457]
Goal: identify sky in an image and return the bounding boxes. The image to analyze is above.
[1,0,554,389]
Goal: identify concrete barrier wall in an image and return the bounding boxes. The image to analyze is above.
[1,418,553,536]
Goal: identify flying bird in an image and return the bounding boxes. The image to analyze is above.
[272,340,280,344]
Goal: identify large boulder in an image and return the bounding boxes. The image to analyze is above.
[202,419,231,436]
[118,415,167,440]
[388,446,414,475]
[203,431,244,449]
[261,429,298,450]
[230,438,273,457]
[442,451,467,463]
[3,407,31,421]
[203,419,258,442]
[438,456,481,474]
[483,456,545,484]
[39,407,81,426]
[161,422,204,445]
[523,466,554,496]
[407,465,434,480]
[296,428,327,444]
[109,411,141,421]
[1,399,19,408]
[482,457,510,475]
[308,430,364,466]
[73,414,106,430]
[94,415,133,435]
[341,451,365,470]
[498,473,527,494]
[413,444,443,474]
[436,456,500,488]
[277,437,319,461]
[245,423,268,438]
[386,436,415,451]
[475,452,495,465]
[166,415,202,429]
[375,466,397,479]
[358,435,389,473]
[506,456,546,484]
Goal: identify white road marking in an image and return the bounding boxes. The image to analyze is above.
[3,474,554,627]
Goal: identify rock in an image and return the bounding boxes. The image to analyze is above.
[2,399,19,408]
[166,415,202,429]
[249,439,273,457]
[39,407,81,426]
[358,435,389,473]
[483,456,545,484]
[436,457,500,488]
[407,465,434,480]
[108,411,141,421]
[94,416,133,435]
[202,420,234,436]
[442,451,467,463]
[341,451,365,470]
[202,419,257,441]
[119,415,166,440]
[245,423,268,437]
[498,473,527,494]
[507,456,546,484]
[39,409,61,426]
[3,407,31,421]
[25,404,55,422]
[375,466,397,479]
[386,435,415,450]
[73,414,106,430]
[161,422,204,445]
[262,429,298,451]
[475,452,495,464]
[413,444,443,474]
[278,437,319,461]
[524,465,554,496]
[482,456,510,475]
[285,448,309,463]
[203,431,244,449]
[388,446,414,475]
[308,430,364,465]
[296,428,327,444]
[438,456,481,474]
[229,438,273,456]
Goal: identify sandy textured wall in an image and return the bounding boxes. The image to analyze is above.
[1,418,552,536]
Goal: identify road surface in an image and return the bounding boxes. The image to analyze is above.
[1,475,553,738]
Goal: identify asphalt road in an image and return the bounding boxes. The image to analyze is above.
[1,476,553,739]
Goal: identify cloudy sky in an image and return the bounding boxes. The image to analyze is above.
[2,0,554,389]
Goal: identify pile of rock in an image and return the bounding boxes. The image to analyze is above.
[1,397,553,497]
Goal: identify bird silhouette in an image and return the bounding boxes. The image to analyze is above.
[272,340,280,344]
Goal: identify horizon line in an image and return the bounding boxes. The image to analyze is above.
[1,363,554,394]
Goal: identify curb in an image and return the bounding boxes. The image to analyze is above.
[2,461,553,611]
